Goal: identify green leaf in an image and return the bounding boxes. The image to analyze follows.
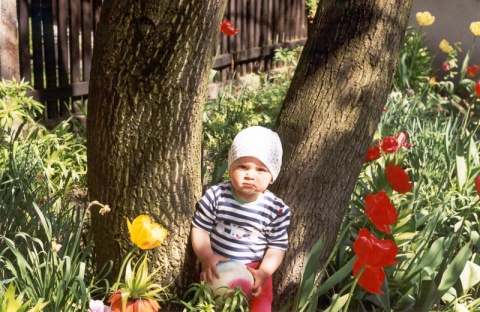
[324,294,349,312]
[460,260,480,291]
[311,257,356,299]
[295,234,325,309]
[469,134,479,166]
[438,242,472,296]
[456,140,467,191]
[27,299,50,312]
[415,279,437,312]
[407,236,450,279]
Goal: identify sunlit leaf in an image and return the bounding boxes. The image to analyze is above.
[459,260,480,291]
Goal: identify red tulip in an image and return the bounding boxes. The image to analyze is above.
[353,260,386,294]
[395,132,408,148]
[352,229,397,294]
[467,65,480,77]
[386,162,413,194]
[396,132,412,148]
[475,80,480,97]
[365,190,398,234]
[353,228,398,267]
[365,146,381,162]
[380,136,399,153]
[475,176,480,197]
[220,19,238,36]
[442,62,450,71]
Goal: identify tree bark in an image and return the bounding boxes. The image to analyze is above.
[87,0,227,298]
[0,0,20,80]
[271,0,414,308]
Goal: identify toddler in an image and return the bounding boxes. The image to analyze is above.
[191,126,291,311]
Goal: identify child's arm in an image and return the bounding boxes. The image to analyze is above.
[247,248,285,297]
[191,226,230,284]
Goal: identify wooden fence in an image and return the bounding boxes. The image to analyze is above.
[17,0,308,120]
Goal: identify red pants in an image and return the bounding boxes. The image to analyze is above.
[246,262,273,312]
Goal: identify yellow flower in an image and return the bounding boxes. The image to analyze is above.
[470,22,480,36]
[439,39,453,53]
[416,11,435,26]
[429,76,439,87]
[127,215,168,250]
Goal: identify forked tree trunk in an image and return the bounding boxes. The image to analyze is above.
[87,0,227,298]
[271,0,414,308]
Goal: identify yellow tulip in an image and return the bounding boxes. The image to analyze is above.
[416,11,435,26]
[439,39,453,53]
[470,22,480,36]
[127,215,168,250]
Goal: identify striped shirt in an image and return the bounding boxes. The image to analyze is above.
[192,181,291,263]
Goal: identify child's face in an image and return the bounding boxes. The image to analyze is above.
[229,156,273,202]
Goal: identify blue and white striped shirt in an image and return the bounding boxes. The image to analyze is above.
[192,182,291,263]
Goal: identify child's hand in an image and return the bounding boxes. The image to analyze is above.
[246,267,269,297]
[200,254,230,284]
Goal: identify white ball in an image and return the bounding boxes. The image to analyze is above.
[208,261,254,303]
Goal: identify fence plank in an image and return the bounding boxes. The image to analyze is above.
[42,0,59,118]
[57,0,70,87]
[82,0,93,81]
[213,39,306,69]
[70,0,81,83]
[31,0,44,90]
[254,0,261,64]
[18,0,31,82]
[42,0,56,90]
[26,81,89,102]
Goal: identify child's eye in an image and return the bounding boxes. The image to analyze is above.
[257,168,267,172]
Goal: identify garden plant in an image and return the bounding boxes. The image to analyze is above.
[1,13,480,312]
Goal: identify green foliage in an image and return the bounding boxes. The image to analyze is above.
[274,46,303,75]
[305,0,320,21]
[0,202,111,311]
[179,281,218,311]
[0,283,49,312]
[429,44,480,126]
[179,281,249,312]
[111,252,170,310]
[0,80,104,311]
[0,80,87,196]
[394,26,434,92]
[32,119,88,193]
[0,78,43,129]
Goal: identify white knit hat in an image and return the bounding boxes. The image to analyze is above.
[228,126,283,181]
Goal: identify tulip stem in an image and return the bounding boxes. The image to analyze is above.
[343,265,364,312]
[407,26,423,88]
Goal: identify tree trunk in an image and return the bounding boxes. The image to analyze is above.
[0,0,20,80]
[271,0,414,308]
[86,0,227,298]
